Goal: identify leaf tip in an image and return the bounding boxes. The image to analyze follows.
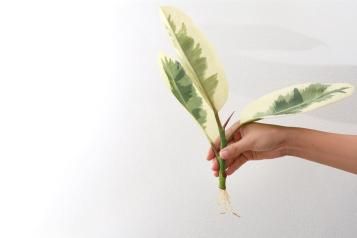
[159,6,175,18]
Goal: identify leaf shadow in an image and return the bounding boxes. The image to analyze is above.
[206,24,325,51]
[206,24,357,124]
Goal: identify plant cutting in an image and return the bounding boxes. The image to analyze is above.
[158,6,354,215]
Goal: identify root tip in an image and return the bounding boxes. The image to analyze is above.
[218,189,240,218]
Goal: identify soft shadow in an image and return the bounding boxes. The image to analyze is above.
[206,24,324,51]
[205,24,357,123]
[229,57,357,123]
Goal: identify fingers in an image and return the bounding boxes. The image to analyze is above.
[206,138,221,161]
[226,155,248,175]
[219,138,250,161]
[223,149,283,176]
[206,144,218,161]
[206,122,242,161]
[211,158,219,170]
[211,157,235,171]
[206,120,242,176]
[206,147,215,161]
[225,121,241,141]
[211,155,247,176]
[233,130,242,141]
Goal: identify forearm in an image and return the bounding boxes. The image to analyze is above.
[284,127,357,174]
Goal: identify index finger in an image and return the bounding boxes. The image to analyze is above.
[206,121,242,160]
[206,136,220,160]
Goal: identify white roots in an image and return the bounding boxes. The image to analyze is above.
[218,189,240,217]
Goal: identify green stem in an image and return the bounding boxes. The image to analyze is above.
[214,111,228,190]
[217,154,226,190]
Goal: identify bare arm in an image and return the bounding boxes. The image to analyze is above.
[286,127,357,174]
[207,122,357,175]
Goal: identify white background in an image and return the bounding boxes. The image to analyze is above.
[0,0,356,237]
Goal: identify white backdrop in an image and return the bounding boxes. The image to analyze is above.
[0,1,356,237]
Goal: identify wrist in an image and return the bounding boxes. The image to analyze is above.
[281,126,300,157]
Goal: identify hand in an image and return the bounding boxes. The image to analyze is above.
[206,122,288,176]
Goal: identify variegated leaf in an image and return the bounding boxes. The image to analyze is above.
[240,83,354,124]
[160,6,228,112]
[160,55,219,141]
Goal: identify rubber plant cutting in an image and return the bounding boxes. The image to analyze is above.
[158,6,354,216]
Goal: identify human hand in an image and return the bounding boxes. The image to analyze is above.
[206,122,289,176]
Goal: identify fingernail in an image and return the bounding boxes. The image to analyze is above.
[220,150,228,159]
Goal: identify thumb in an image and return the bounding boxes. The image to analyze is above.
[219,138,250,161]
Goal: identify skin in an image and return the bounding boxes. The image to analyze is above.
[207,122,357,176]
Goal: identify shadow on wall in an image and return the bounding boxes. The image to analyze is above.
[205,24,357,124]
[207,24,325,50]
